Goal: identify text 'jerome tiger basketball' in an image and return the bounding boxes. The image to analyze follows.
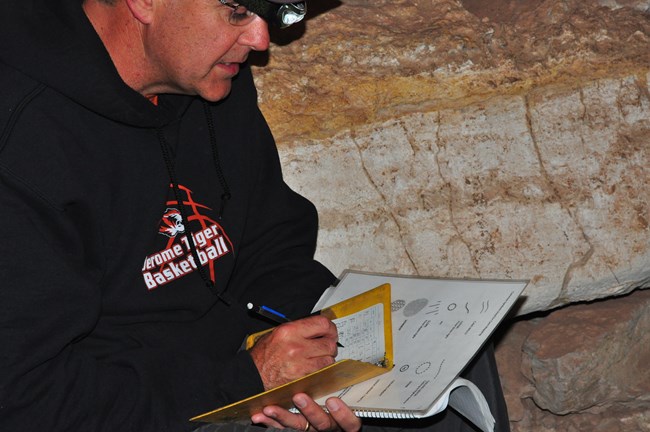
[142,185,233,290]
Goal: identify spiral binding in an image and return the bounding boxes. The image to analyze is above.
[354,409,418,419]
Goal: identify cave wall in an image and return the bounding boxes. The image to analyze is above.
[250,0,650,429]
[252,0,649,314]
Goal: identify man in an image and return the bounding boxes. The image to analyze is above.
[0,0,509,431]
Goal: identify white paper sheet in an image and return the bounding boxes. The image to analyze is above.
[313,271,525,422]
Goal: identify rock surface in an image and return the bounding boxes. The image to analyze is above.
[250,0,650,429]
[496,289,650,431]
[251,0,650,315]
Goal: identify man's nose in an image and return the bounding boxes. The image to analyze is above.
[239,17,270,52]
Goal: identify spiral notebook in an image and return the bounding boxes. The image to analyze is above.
[309,271,527,432]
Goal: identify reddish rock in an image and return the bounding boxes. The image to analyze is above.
[495,319,538,421]
[522,289,650,414]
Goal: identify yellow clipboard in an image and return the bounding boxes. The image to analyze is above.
[191,283,393,423]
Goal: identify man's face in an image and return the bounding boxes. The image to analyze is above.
[144,0,270,101]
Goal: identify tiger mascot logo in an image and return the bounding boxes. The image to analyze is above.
[158,208,185,238]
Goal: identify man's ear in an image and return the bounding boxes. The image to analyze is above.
[125,0,155,24]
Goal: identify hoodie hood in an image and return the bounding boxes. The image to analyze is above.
[0,0,189,128]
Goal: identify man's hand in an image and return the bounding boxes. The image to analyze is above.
[249,315,339,390]
[251,394,361,432]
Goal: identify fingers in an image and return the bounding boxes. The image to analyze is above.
[250,316,340,390]
[294,394,360,432]
[250,411,285,430]
[324,397,361,432]
[250,394,361,432]
[271,324,338,360]
[277,315,339,350]
[292,393,336,432]
[250,409,300,430]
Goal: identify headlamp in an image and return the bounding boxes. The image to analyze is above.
[236,0,307,28]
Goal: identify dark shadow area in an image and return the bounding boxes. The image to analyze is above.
[507,295,528,319]
[491,306,547,349]
[249,50,269,67]
[249,0,342,67]
[491,288,648,349]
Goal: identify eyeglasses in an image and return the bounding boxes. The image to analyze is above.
[219,0,257,27]
[218,0,307,29]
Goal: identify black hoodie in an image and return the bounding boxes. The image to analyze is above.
[0,0,335,430]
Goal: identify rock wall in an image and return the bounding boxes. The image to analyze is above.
[252,0,650,315]
[496,289,650,431]
[250,0,650,429]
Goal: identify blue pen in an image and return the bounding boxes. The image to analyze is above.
[247,302,290,324]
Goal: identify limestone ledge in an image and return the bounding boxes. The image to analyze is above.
[249,0,650,315]
[252,0,650,144]
[277,73,650,316]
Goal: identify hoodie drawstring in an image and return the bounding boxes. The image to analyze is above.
[202,101,232,219]
[156,103,232,304]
